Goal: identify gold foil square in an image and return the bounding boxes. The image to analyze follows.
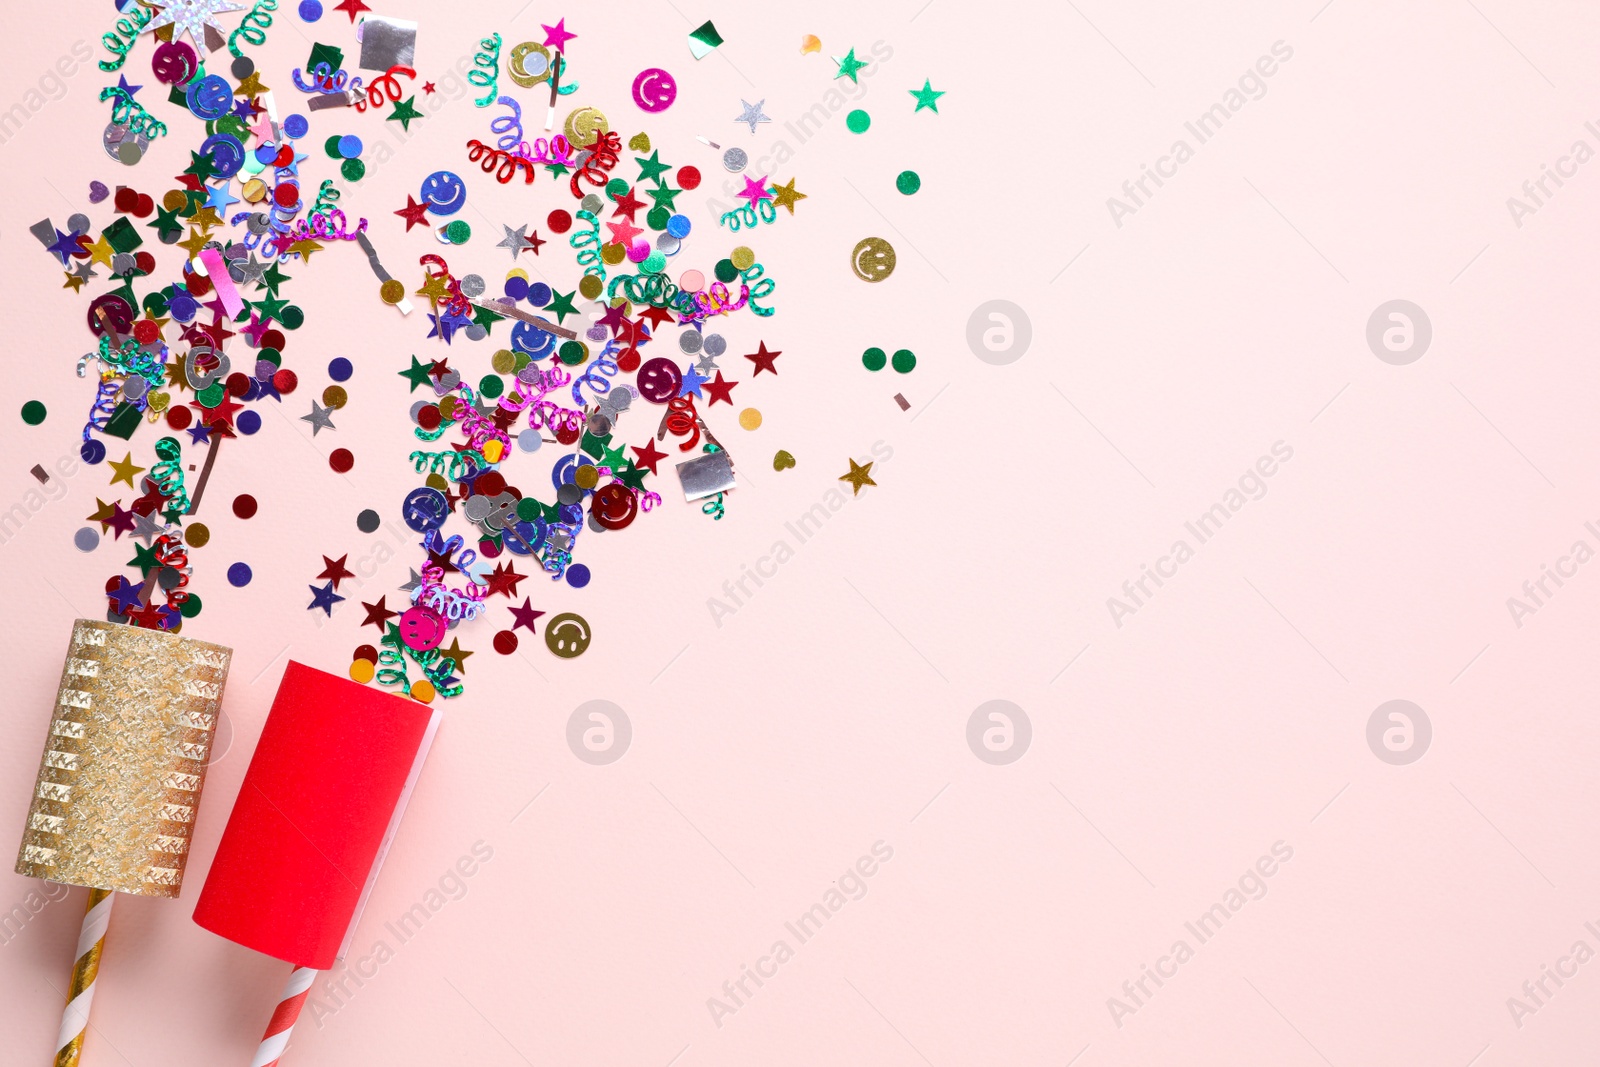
[14,620,232,896]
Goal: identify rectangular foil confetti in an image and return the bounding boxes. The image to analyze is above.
[359,16,418,72]
[676,450,737,501]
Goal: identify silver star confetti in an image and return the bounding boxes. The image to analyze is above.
[300,399,337,435]
[496,223,536,259]
[146,0,245,49]
[734,99,771,134]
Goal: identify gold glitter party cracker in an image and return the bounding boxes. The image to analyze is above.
[15,620,232,897]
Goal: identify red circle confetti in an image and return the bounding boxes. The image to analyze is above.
[616,349,641,373]
[329,448,354,473]
[133,251,156,276]
[114,187,138,213]
[232,494,258,519]
[417,405,441,431]
[226,372,251,397]
[186,272,213,298]
[478,538,502,558]
[134,194,154,217]
[274,182,299,208]
[677,165,701,190]
[132,319,160,345]
[353,644,378,664]
[166,406,193,430]
[260,329,287,351]
[493,630,518,654]
[273,368,298,393]
[473,470,506,496]
[547,209,572,234]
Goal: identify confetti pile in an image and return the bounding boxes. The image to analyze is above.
[36,2,943,704]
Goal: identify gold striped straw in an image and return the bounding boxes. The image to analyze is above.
[53,888,113,1067]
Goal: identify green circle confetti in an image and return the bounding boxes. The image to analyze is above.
[642,250,667,274]
[444,220,471,244]
[605,177,630,200]
[846,109,871,134]
[891,348,917,373]
[896,170,921,195]
[862,347,886,371]
[714,259,739,283]
[20,400,45,425]
[479,374,504,399]
[179,594,203,619]
[341,158,366,182]
[646,206,670,231]
[558,340,587,365]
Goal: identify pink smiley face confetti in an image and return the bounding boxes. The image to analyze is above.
[631,68,677,113]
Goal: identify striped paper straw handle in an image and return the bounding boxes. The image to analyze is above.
[54,888,114,1067]
[251,966,318,1067]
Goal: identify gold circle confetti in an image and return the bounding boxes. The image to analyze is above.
[492,349,517,374]
[349,658,375,683]
[162,189,187,212]
[322,385,348,410]
[601,243,626,266]
[731,246,756,271]
[574,464,600,490]
[410,678,436,703]
[739,407,762,430]
[241,178,268,203]
[578,274,604,300]
[380,278,405,304]
[184,522,210,548]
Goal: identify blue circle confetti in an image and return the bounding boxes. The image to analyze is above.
[328,357,352,382]
[283,114,310,140]
[237,410,262,435]
[527,282,551,307]
[298,0,323,19]
[227,562,253,587]
[566,563,591,589]
[337,134,363,159]
[503,275,529,301]
[80,440,106,465]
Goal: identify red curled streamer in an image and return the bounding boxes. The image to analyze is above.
[465,139,537,185]
[569,130,621,199]
[355,64,417,112]
[662,395,701,452]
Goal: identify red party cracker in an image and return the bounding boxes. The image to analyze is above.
[193,661,439,968]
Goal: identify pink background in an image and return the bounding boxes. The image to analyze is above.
[4,1,1600,1064]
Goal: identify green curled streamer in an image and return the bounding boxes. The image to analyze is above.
[229,0,279,58]
[569,209,606,283]
[741,263,777,317]
[468,34,502,107]
[100,87,168,140]
[149,437,190,514]
[718,198,778,231]
[99,4,154,72]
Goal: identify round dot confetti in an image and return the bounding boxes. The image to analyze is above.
[356,509,381,533]
[237,410,262,434]
[328,357,353,382]
[494,630,518,654]
[846,109,871,133]
[329,448,355,473]
[566,564,591,588]
[21,401,45,425]
[349,658,375,683]
[354,644,378,663]
[409,679,436,703]
[892,348,917,373]
[863,346,887,371]
[185,523,211,548]
[896,170,921,195]
[74,528,100,552]
[233,494,258,519]
[299,0,323,20]
[227,563,253,587]
[739,408,763,430]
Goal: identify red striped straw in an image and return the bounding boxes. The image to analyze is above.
[250,966,318,1067]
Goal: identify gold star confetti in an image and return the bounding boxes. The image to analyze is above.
[839,458,876,495]
[107,452,146,489]
[769,177,807,215]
